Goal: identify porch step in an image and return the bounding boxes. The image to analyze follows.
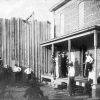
[52,78,68,89]
[41,74,68,89]
[41,74,54,82]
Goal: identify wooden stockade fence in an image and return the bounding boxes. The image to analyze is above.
[0,18,51,79]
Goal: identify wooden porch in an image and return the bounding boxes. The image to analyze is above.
[41,74,88,88]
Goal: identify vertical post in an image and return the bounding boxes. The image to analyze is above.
[43,47,45,74]
[45,47,48,73]
[44,47,46,74]
[53,12,56,38]
[68,39,71,61]
[52,44,54,56]
[92,30,98,98]
[41,46,44,74]
[3,19,6,66]
[93,30,97,85]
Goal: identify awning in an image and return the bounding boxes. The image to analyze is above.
[40,26,100,47]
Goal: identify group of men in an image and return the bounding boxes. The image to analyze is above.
[68,51,95,96]
[50,50,98,97]
[4,64,33,83]
[51,52,69,78]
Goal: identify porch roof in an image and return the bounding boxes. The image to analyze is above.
[40,25,100,47]
[50,0,70,12]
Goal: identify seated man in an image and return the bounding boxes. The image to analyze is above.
[12,64,21,83]
[24,67,33,81]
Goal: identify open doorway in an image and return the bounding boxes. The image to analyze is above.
[54,41,68,78]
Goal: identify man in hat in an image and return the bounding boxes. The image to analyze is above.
[24,67,33,81]
[12,64,21,83]
[68,61,75,96]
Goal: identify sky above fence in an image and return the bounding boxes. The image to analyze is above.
[0,0,59,22]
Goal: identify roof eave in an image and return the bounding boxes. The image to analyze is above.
[40,25,100,46]
[50,0,69,12]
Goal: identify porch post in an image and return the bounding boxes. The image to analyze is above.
[42,46,45,74]
[93,30,97,85]
[68,39,71,61]
[52,43,54,56]
[92,30,100,98]
[41,46,43,75]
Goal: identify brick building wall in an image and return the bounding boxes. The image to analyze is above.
[54,0,78,37]
[85,0,100,28]
[54,0,100,38]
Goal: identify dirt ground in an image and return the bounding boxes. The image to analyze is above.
[0,69,94,100]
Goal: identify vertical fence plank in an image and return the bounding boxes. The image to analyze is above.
[0,19,3,59]
[1,17,51,79]
[2,19,6,66]
[6,19,9,65]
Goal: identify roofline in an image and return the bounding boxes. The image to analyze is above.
[50,0,70,12]
[40,25,100,46]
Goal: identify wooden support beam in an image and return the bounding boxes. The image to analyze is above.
[0,19,3,59]
[52,44,54,56]
[93,30,97,85]
[2,19,6,66]
[32,21,35,73]
[68,39,71,61]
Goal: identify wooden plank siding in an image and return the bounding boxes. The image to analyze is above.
[0,18,51,79]
[0,19,3,58]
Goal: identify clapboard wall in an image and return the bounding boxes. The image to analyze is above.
[0,18,51,79]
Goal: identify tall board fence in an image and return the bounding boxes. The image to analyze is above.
[0,18,51,79]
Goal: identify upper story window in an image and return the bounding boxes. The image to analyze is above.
[79,2,84,28]
[60,13,64,35]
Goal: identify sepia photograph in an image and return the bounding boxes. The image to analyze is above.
[0,0,100,100]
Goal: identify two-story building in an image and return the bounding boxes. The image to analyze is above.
[41,0,100,98]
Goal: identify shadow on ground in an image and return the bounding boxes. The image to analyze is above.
[0,68,48,100]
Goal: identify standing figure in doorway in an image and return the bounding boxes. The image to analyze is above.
[55,51,61,78]
[61,52,67,78]
[58,52,62,78]
[66,54,69,77]
[84,51,94,77]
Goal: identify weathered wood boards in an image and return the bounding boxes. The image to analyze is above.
[0,18,51,79]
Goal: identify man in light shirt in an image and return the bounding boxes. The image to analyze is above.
[85,51,94,77]
[24,67,33,80]
[68,61,75,96]
[12,64,21,72]
[12,64,21,83]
